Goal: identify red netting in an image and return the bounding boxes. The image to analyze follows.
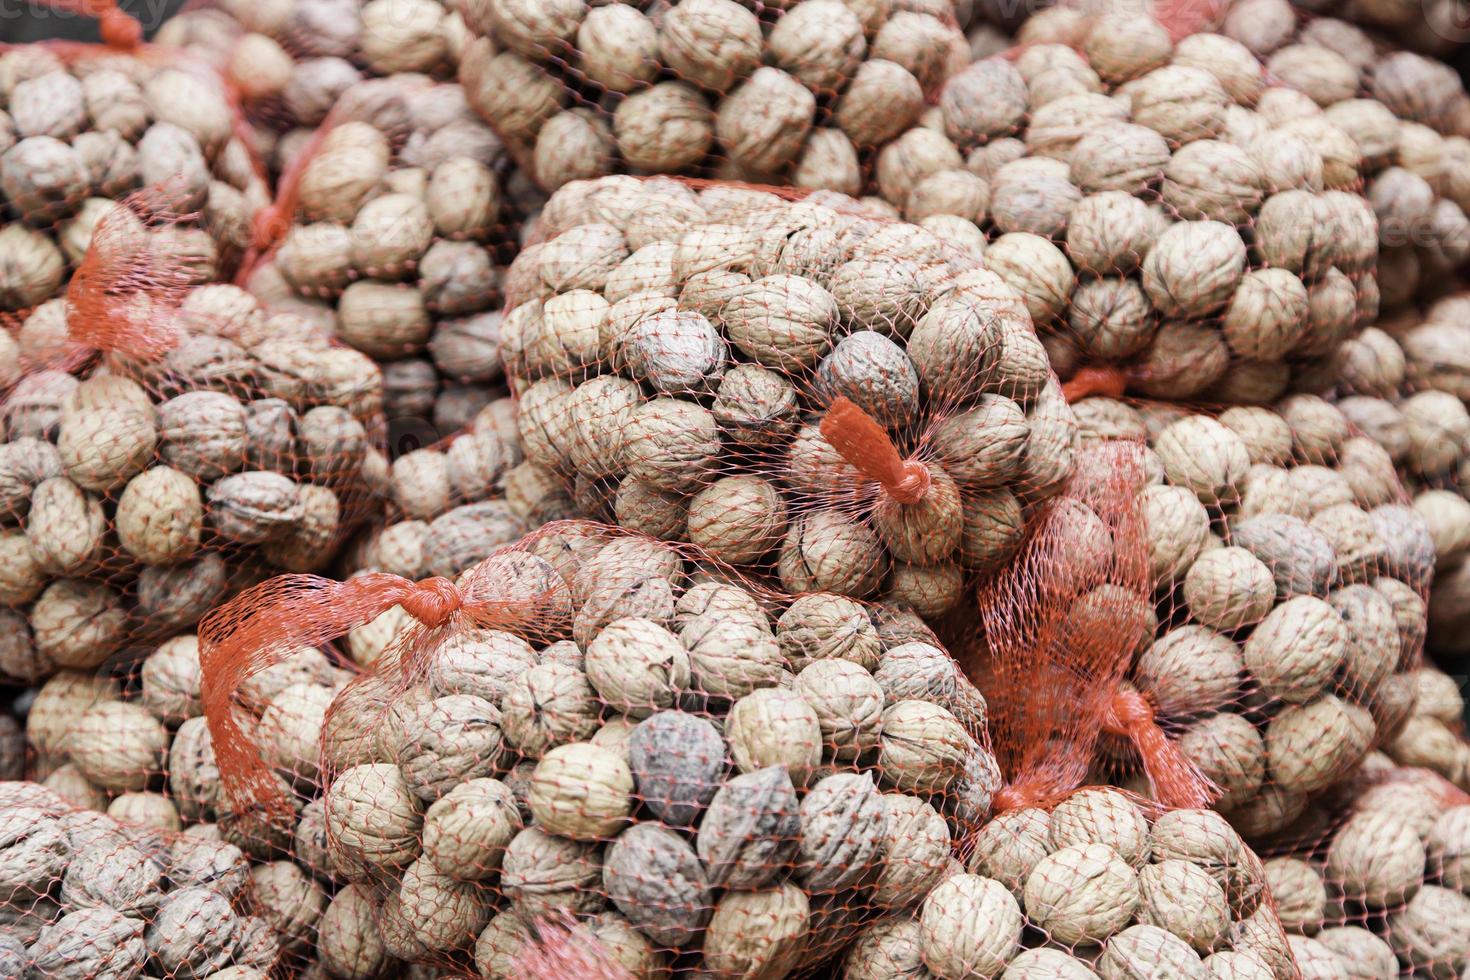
[1026,396,1434,847]
[0,777,300,977]
[152,0,472,176]
[0,90,389,689]
[236,76,527,461]
[499,174,1073,623]
[1243,761,1470,977]
[198,519,1003,975]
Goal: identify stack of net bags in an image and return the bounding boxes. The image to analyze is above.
[1243,760,1470,977]
[0,21,389,696]
[237,74,525,456]
[196,520,1008,977]
[1,779,290,979]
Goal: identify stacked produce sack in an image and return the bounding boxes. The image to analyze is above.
[1027,395,1433,843]
[1241,762,1470,977]
[154,0,473,176]
[499,173,1074,618]
[463,0,974,194]
[0,19,389,692]
[1299,296,1470,672]
[831,441,1301,978]
[1205,3,1470,311]
[0,32,270,320]
[198,520,1003,977]
[240,75,524,455]
[0,780,288,977]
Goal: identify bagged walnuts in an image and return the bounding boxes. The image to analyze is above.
[240,76,525,452]
[1303,295,1470,667]
[0,19,270,317]
[199,520,1003,977]
[343,392,534,583]
[499,174,1076,619]
[0,778,289,977]
[463,0,972,194]
[1054,396,1431,840]
[0,196,386,689]
[900,10,1388,405]
[848,788,1300,979]
[1208,4,1470,308]
[1245,761,1470,979]
[154,0,471,174]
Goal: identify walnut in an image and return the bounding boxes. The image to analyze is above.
[918,873,1023,977]
[603,822,712,946]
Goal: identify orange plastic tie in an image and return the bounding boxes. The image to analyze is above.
[1102,688,1219,809]
[400,577,464,630]
[250,205,290,253]
[98,4,143,48]
[1062,365,1130,404]
[819,396,931,505]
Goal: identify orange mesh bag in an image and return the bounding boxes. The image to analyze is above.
[0,778,296,977]
[460,0,976,196]
[0,1,272,322]
[1055,395,1433,845]
[1293,294,1470,673]
[0,188,389,691]
[152,0,474,179]
[198,519,1004,977]
[238,76,529,458]
[1241,760,1470,978]
[1183,3,1470,313]
[499,174,1077,623]
[829,440,1298,978]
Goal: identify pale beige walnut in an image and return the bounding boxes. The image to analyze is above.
[1242,596,1346,704]
[1135,626,1242,720]
[725,687,821,786]
[422,778,522,882]
[64,700,168,793]
[918,873,1023,977]
[114,466,204,566]
[799,664,876,764]
[1142,221,1247,320]
[1024,843,1140,946]
[1049,788,1150,868]
[1263,856,1327,936]
[1264,695,1374,795]
[1325,809,1426,908]
[702,882,810,979]
[325,763,423,871]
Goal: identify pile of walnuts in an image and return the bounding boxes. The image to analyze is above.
[874,12,1389,404]
[847,788,1297,979]
[1301,294,1470,670]
[155,0,472,175]
[0,779,285,978]
[1069,399,1431,839]
[216,522,1002,977]
[1249,761,1470,979]
[348,392,589,583]
[0,46,269,315]
[244,76,521,448]
[1205,4,1470,310]
[463,0,972,193]
[500,174,1076,617]
[0,278,383,687]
